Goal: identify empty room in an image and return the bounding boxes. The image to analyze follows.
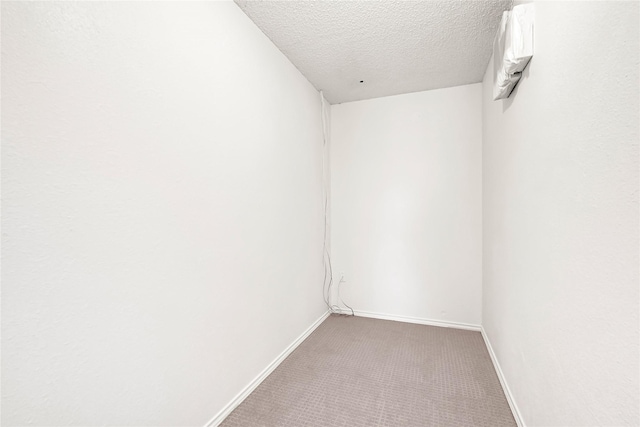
[2,1,638,426]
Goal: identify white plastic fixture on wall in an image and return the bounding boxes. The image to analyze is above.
[493,3,534,100]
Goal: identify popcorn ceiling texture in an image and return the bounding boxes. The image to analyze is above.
[235,0,512,104]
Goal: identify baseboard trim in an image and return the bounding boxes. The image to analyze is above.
[480,327,525,427]
[348,309,481,332]
[204,310,331,427]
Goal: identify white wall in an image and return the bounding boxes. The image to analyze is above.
[1,2,327,425]
[482,1,639,425]
[331,84,482,326]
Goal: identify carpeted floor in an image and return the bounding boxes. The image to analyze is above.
[220,314,516,427]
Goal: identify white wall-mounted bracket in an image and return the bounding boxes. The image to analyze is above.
[493,3,534,100]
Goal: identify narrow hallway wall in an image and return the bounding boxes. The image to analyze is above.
[482,1,639,425]
[331,84,482,326]
[1,2,326,425]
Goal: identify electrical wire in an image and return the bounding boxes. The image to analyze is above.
[337,275,355,317]
[320,91,353,316]
[320,91,335,312]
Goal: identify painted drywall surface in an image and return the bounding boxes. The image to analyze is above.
[330,84,482,325]
[1,2,326,425]
[482,1,639,425]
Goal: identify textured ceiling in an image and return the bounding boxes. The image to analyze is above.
[235,0,512,104]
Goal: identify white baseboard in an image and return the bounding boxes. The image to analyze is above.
[204,310,330,427]
[348,309,481,332]
[351,310,521,425]
[203,309,522,427]
[481,327,525,427]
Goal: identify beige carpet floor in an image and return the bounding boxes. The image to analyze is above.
[220,314,516,427]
